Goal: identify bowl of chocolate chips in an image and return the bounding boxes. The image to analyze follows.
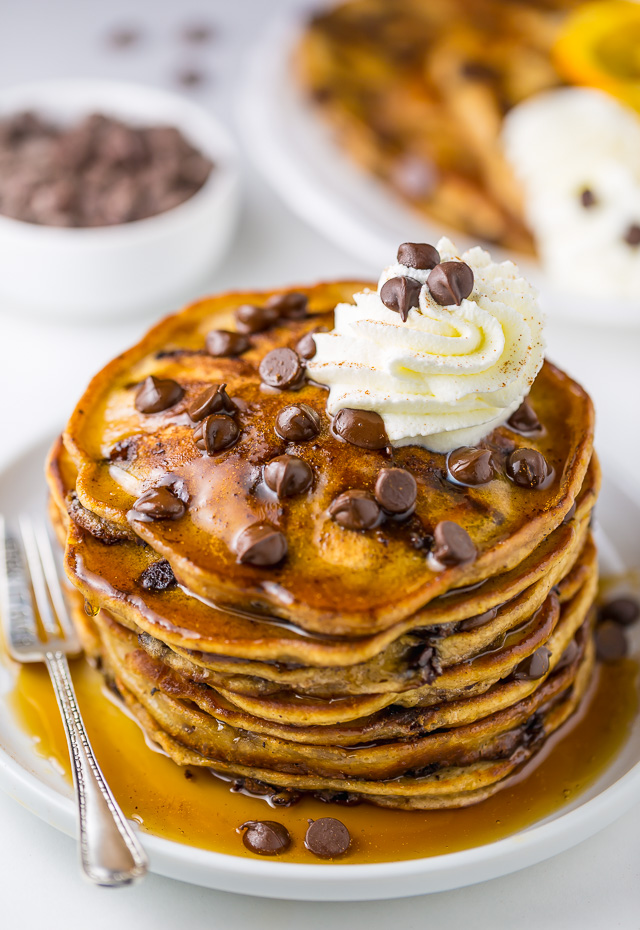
[0,79,239,319]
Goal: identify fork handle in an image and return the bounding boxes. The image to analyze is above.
[45,650,148,886]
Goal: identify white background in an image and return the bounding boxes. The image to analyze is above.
[0,1,639,927]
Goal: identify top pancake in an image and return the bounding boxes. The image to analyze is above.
[62,282,594,635]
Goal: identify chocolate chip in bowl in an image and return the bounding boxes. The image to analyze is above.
[0,79,239,318]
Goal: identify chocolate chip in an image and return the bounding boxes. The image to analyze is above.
[259,348,305,389]
[598,597,639,627]
[235,522,287,566]
[295,331,317,359]
[624,224,640,246]
[412,644,442,684]
[507,400,541,434]
[138,559,177,592]
[458,606,498,632]
[265,291,308,320]
[580,188,596,208]
[328,490,381,531]
[135,375,184,414]
[188,383,236,421]
[427,261,474,306]
[193,415,239,454]
[107,27,141,48]
[380,275,422,322]
[239,821,290,856]
[513,646,551,680]
[132,487,186,520]
[374,467,417,514]
[562,502,577,524]
[397,241,440,269]
[555,639,579,671]
[176,68,207,88]
[264,455,313,497]
[447,447,494,485]
[205,330,250,357]
[275,404,321,442]
[234,304,280,335]
[432,520,476,567]
[304,818,351,859]
[333,408,388,450]
[595,620,628,662]
[506,448,551,489]
[182,23,215,44]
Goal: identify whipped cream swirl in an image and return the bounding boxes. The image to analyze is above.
[308,238,545,453]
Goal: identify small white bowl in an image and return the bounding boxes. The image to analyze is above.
[0,79,240,320]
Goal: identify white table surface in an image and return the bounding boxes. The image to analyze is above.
[0,1,639,927]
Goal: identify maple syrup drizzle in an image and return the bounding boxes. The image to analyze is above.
[5,653,638,864]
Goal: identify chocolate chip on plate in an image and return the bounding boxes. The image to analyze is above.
[275,403,321,442]
[374,467,417,514]
[264,455,313,497]
[188,383,236,421]
[333,408,388,450]
[138,559,177,592]
[624,223,640,247]
[305,818,351,859]
[135,375,184,414]
[380,275,422,322]
[328,490,381,531]
[205,329,250,357]
[235,522,287,566]
[265,291,308,320]
[132,487,186,520]
[193,414,239,454]
[507,400,541,434]
[295,331,318,360]
[447,447,494,486]
[580,188,597,208]
[427,261,474,306]
[239,821,291,856]
[513,646,551,681]
[259,347,305,389]
[506,448,551,489]
[595,620,628,663]
[598,596,639,627]
[431,520,477,567]
[234,303,280,335]
[397,241,440,270]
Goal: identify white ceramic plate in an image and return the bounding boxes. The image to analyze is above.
[0,435,639,901]
[237,15,639,328]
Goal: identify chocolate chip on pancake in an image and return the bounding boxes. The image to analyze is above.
[295,331,318,359]
[333,408,388,450]
[304,818,351,858]
[506,448,551,489]
[513,646,551,680]
[328,490,381,531]
[397,241,440,269]
[457,606,498,632]
[265,291,308,320]
[259,347,305,389]
[275,403,321,442]
[264,454,313,497]
[374,467,417,514]
[188,383,236,421]
[205,329,250,357]
[193,414,239,454]
[555,638,580,671]
[507,400,541,434]
[431,520,477,567]
[234,303,280,334]
[598,597,639,627]
[562,502,577,524]
[412,644,442,684]
[131,487,186,520]
[447,447,494,486]
[138,559,177,592]
[595,620,628,662]
[427,261,474,306]
[235,522,287,566]
[239,821,291,856]
[380,275,422,322]
[135,375,184,414]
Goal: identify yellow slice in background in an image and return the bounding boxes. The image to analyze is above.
[554,0,640,112]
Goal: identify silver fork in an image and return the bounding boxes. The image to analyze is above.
[0,515,148,886]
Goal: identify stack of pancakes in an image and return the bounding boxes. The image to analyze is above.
[47,281,599,810]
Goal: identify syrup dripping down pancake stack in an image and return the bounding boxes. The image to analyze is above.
[47,239,599,810]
